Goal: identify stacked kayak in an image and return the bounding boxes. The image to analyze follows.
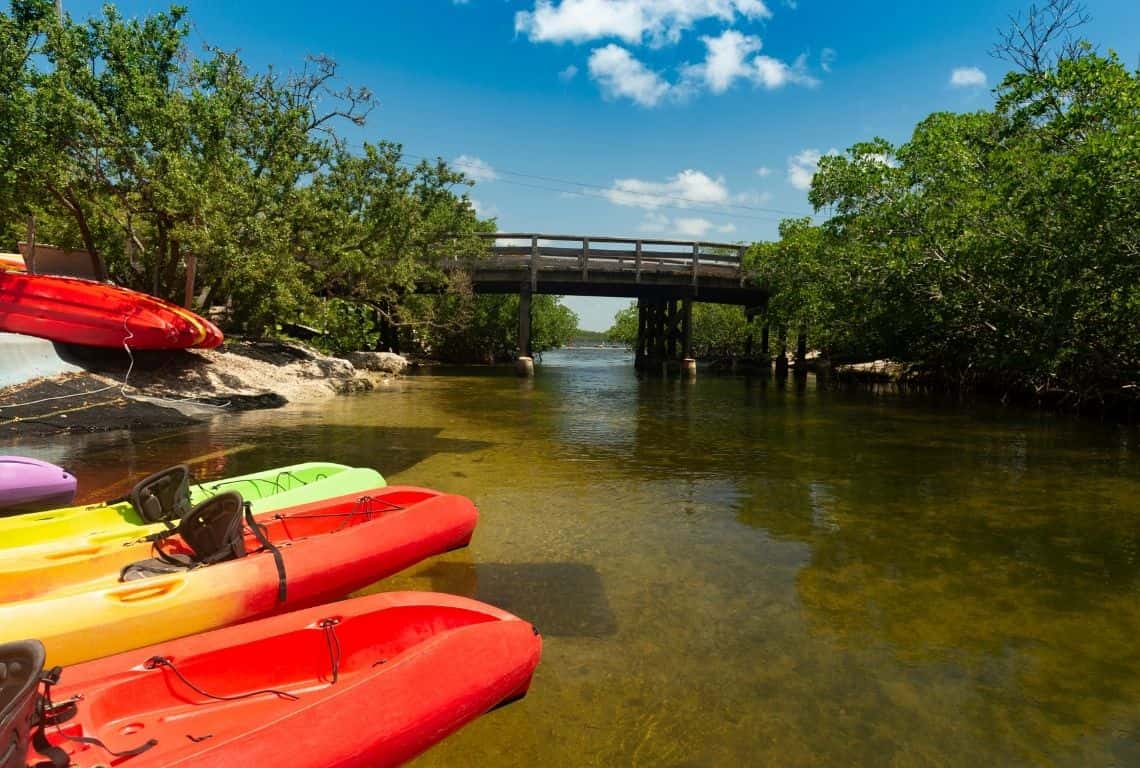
[0,253,23,272]
[2,592,541,768]
[0,456,76,515]
[0,485,478,666]
[0,457,539,764]
[0,271,223,350]
[0,463,390,602]
[0,460,381,550]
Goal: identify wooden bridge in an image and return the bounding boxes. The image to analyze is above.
[446,233,768,372]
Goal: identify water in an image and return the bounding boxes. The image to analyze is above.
[5,348,1140,766]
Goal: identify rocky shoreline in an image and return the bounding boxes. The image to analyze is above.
[0,339,409,438]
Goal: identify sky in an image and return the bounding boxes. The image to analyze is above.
[64,0,1140,330]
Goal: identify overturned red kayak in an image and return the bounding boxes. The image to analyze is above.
[4,592,542,768]
[0,456,76,515]
[0,272,222,350]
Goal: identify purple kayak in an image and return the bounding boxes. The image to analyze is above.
[0,456,77,515]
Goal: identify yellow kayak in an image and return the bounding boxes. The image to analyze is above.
[0,463,388,603]
[0,461,383,550]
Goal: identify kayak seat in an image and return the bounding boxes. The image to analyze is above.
[129,464,191,524]
[0,639,45,768]
[121,492,247,582]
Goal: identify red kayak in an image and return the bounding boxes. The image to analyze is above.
[3,592,542,768]
[0,272,223,350]
[0,486,480,666]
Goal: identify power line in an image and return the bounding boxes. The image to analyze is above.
[401,151,804,218]
[340,140,802,222]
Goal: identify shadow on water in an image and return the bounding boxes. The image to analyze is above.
[41,425,493,503]
[414,561,618,638]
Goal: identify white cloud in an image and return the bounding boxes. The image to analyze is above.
[515,0,771,47]
[949,66,986,88]
[696,29,761,92]
[638,212,672,232]
[787,148,836,191]
[733,189,773,205]
[588,44,673,106]
[674,217,716,237]
[559,64,579,81]
[682,31,819,94]
[755,165,772,177]
[454,155,498,183]
[467,197,499,219]
[604,169,729,209]
[820,47,836,73]
[753,52,817,89]
[637,213,736,239]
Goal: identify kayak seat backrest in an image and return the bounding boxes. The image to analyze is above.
[120,492,247,582]
[180,491,247,564]
[130,465,191,524]
[0,640,45,768]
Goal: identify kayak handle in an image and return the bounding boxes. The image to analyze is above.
[110,581,180,603]
[44,545,103,560]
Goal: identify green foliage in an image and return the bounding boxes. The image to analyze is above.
[606,301,755,357]
[0,2,580,357]
[753,43,1139,406]
[423,294,579,363]
[309,299,380,357]
[606,304,638,347]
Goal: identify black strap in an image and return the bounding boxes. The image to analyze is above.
[143,657,297,702]
[244,502,286,603]
[31,667,157,768]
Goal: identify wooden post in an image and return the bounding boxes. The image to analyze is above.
[183,252,197,309]
[691,242,700,289]
[761,322,770,357]
[518,284,532,358]
[24,214,36,274]
[580,237,589,281]
[636,299,647,370]
[635,241,642,283]
[681,298,693,359]
[775,326,789,378]
[795,325,808,375]
[530,235,539,291]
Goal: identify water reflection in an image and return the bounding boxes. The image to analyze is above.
[4,348,1139,766]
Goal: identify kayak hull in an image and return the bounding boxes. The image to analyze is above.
[28,591,541,768]
[0,461,383,551]
[0,488,479,666]
[0,272,223,350]
[0,456,77,515]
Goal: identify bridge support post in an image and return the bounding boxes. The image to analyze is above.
[681,299,692,359]
[635,300,648,370]
[517,284,533,375]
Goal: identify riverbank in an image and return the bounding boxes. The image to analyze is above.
[0,339,406,438]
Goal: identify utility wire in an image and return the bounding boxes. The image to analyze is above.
[340,140,802,222]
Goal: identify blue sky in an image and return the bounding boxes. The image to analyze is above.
[65,0,1140,329]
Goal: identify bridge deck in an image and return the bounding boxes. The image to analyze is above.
[452,233,766,305]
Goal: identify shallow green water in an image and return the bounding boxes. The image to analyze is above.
[6,348,1140,766]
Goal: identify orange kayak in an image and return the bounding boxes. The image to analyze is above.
[0,486,479,666]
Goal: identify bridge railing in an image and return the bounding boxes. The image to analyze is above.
[460,233,748,288]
